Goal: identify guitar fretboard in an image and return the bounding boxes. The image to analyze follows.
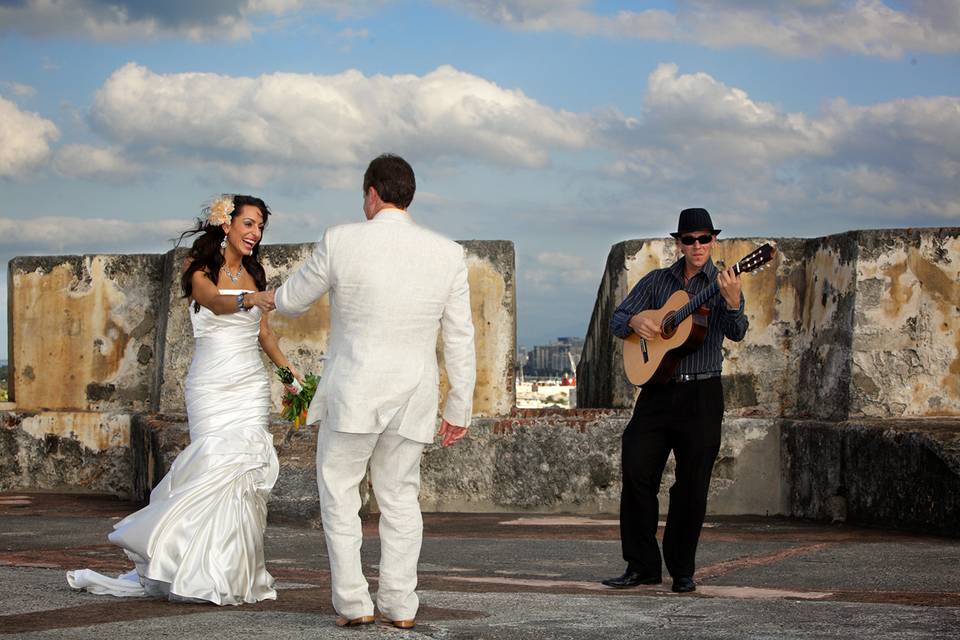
[664,263,742,332]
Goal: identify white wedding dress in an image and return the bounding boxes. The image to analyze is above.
[67,290,280,605]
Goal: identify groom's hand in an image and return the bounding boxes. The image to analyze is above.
[247,290,276,312]
[437,419,467,447]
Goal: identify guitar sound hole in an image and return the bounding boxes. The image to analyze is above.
[661,313,677,338]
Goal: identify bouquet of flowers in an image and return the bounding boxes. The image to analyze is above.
[275,366,320,429]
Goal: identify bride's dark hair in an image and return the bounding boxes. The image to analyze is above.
[178,194,271,312]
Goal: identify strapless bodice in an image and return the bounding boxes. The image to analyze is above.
[189,289,262,342]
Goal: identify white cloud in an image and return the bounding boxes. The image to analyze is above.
[524,251,597,293]
[599,63,828,196]
[602,63,960,225]
[2,0,957,57]
[0,216,186,254]
[821,96,960,168]
[447,0,675,38]
[0,0,244,41]
[4,0,954,57]
[89,62,594,184]
[0,96,59,179]
[445,0,960,58]
[0,0,380,41]
[334,26,371,52]
[77,60,959,227]
[809,95,960,220]
[1,82,37,99]
[337,26,369,39]
[53,144,144,183]
[684,0,960,59]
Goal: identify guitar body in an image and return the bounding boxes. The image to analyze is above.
[622,289,709,386]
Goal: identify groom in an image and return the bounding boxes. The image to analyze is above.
[270,154,476,629]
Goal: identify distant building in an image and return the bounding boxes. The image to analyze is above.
[521,336,584,378]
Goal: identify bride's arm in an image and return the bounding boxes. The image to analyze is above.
[258,313,302,383]
[189,269,261,315]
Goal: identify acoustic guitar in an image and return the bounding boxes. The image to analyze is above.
[621,243,776,386]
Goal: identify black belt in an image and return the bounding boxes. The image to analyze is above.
[671,371,721,383]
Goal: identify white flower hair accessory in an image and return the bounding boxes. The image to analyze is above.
[204,195,235,227]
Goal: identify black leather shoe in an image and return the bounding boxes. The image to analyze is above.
[671,576,696,593]
[601,569,662,588]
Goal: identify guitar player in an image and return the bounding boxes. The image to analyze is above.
[602,208,748,594]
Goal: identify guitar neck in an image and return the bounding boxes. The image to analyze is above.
[675,282,720,323]
[670,263,741,328]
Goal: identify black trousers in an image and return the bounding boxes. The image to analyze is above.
[619,377,723,579]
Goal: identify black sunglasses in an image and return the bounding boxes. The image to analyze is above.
[680,234,714,246]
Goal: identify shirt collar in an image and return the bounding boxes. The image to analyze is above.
[670,256,718,283]
[370,208,412,224]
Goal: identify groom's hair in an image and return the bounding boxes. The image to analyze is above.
[363,154,415,209]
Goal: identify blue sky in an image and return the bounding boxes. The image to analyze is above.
[1,0,959,356]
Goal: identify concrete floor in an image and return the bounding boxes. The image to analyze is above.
[1,493,958,639]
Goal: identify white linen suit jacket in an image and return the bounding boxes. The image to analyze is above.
[274,209,476,444]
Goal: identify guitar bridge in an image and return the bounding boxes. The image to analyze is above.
[640,338,648,363]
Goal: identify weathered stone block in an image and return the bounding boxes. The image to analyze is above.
[419,409,786,516]
[577,240,655,412]
[156,240,516,418]
[850,228,960,417]
[421,411,626,513]
[578,237,798,417]
[783,418,960,536]
[0,410,133,498]
[8,254,164,411]
[0,405,782,521]
[579,228,960,421]
[794,234,858,419]
[443,241,516,418]
[707,418,786,515]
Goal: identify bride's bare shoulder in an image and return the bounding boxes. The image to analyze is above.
[183,257,212,277]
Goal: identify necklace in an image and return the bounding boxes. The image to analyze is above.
[222,264,243,284]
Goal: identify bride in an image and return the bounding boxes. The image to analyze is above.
[68,194,298,605]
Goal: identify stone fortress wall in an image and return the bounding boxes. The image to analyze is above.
[2,228,958,534]
[1,241,515,521]
[579,229,960,418]
[577,228,960,534]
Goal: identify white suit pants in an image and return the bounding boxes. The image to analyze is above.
[316,421,425,620]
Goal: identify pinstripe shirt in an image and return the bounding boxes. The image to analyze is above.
[611,257,748,377]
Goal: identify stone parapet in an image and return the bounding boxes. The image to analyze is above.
[8,254,165,411]
[151,241,516,417]
[6,227,957,529]
[421,411,626,513]
[0,410,133,498]
[8,239,515,420]
[850,229,960,417]
[420,409,785,515]
[578,237,800,416]
[783,418,960,536]
[110,409,786,519]
[9,408,957,533]
[578,227,960,420]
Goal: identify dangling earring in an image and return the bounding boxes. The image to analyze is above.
[220,237,227,249]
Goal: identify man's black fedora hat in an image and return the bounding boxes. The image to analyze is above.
[670,207,721,238]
